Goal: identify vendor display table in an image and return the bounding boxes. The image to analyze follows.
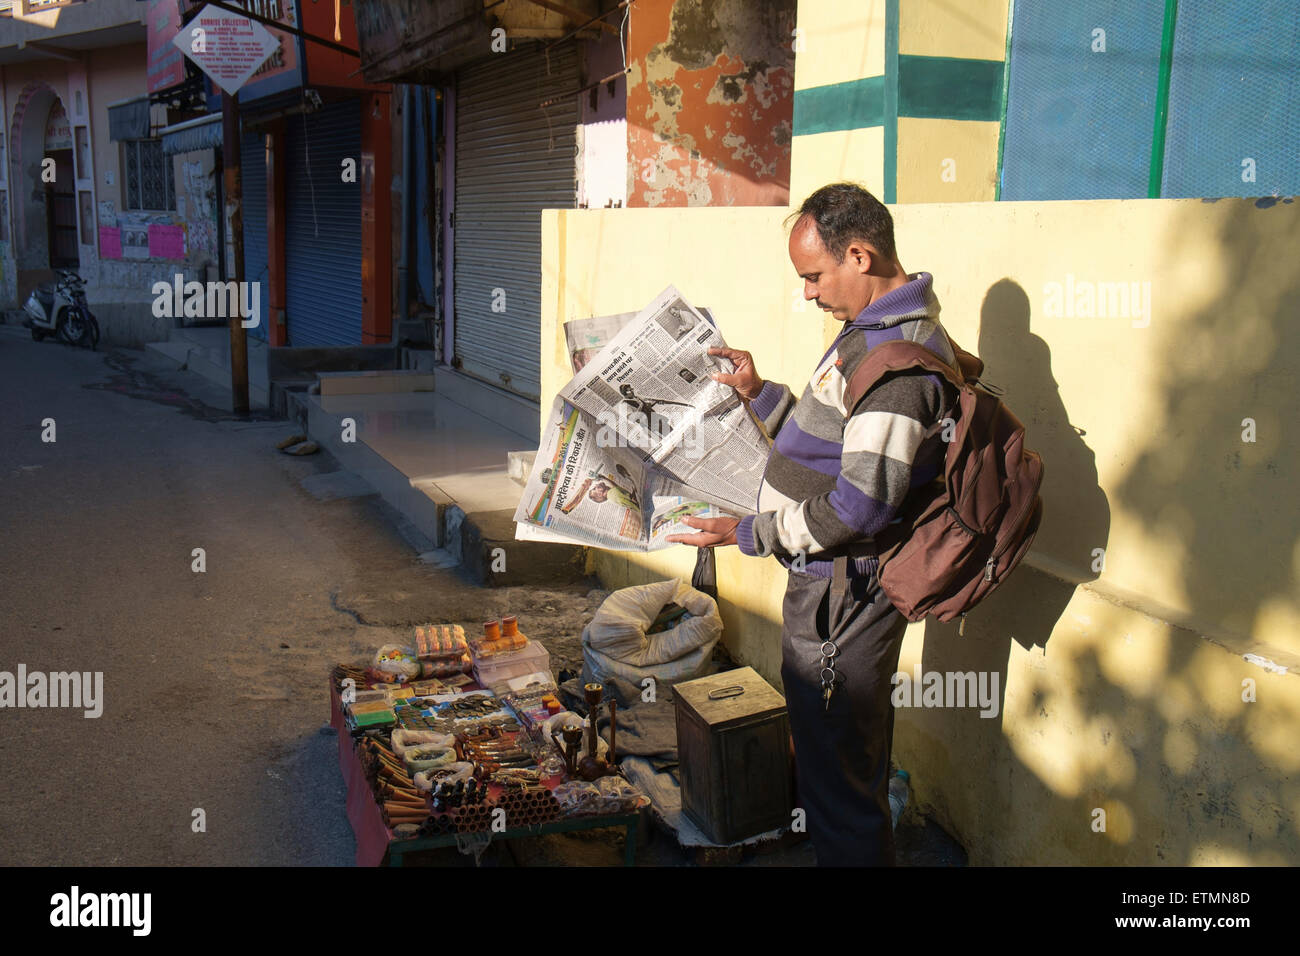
[387,813,639,867]
[330,683,639,866]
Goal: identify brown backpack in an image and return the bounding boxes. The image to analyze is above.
[840,333,1044,633]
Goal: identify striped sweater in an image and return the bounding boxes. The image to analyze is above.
[735,271,956,578]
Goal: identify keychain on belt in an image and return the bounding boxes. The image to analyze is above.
[820,555,873,711]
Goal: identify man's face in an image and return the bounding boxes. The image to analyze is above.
[788,217,872,322]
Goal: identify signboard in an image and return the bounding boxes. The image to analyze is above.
[172,4,280,96]
[147,0,186,94]
[44,102,72,151]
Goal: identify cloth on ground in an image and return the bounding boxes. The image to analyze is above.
[559,675,680,769]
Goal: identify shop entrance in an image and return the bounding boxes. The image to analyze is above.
[44,148,78,269]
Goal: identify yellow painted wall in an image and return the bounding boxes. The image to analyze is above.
[896,0,1009,204]
[899,0,1009,59]
[896,117,1000,202]
[793,0,885,91]
[789,126,885,209]
[540,196,1300,864]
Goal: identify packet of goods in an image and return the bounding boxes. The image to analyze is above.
[554,778,651,816]
[413,624,469,661]
[349,699,396,716]
[410,679,449,697]
[374,644,421,679]
[404,745,459,773]
[419,654,472,678]
[391,728,457,758]
[471,636,530,660]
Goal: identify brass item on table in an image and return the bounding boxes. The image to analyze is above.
[554,722,585,777]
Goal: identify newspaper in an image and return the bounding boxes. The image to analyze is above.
[516,287,769,551]
[560,288,768,510]
[565,312,636,373]
[515,396,739,551]
[564,307,714,373]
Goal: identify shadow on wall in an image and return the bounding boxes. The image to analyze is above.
[909,278,1110,857]
[903,200,1300,864]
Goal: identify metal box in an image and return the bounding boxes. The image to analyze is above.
[675,667,791,844]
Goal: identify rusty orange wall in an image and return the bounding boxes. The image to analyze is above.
[301,0,387,91]
[626,0,795,207]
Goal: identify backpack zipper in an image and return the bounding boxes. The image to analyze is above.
[981,483,1040,584]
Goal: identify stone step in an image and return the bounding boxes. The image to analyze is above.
[317,369,436,396]
[455,508,587,588]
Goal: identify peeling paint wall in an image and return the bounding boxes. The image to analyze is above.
[626,0,795,207]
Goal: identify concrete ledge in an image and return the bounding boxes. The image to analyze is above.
[432,366,539,445]
[146,327,270,408]
[456,507,587,587]
[93,302,173,349]
[507,449,536,484]
[318,369,436,396]
[267,343,398,382]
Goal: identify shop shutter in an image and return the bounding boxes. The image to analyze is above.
[454,44,579,401]
[241,129,270,340]
[284,99,363,346]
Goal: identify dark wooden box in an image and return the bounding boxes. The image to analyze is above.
[674,666,791,845]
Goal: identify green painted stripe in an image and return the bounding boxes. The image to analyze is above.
[792,75,886,136]
[995,0,1015,201]
[793,53,1008,139]
[1148,0,1179,198]
[884,0,898,203]
[897,54,1004,121]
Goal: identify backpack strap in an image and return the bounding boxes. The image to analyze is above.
[842,339,968,418]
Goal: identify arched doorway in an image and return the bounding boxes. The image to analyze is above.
[9,81,79,284]
[42,99,78,269]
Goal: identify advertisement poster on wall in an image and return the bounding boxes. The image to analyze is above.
[146,0,186,94]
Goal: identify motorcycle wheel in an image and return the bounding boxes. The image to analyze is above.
[86,314,101,351]
[59,309,89,348]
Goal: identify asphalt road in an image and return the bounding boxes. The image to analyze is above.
[0,327,604,865]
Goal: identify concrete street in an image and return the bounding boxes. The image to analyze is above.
[0,326,962,866]
[0,326,608,865]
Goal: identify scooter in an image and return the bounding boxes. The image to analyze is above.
[23,269,100,350]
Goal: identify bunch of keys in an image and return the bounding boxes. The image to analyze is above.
[819,640,839,711]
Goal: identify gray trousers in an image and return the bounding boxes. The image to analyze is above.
[780,567,909,866]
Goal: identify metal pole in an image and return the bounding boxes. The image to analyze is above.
[222,92,250,415]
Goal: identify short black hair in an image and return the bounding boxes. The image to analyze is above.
[788,182,896,264]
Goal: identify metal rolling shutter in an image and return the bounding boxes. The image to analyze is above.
[454,44,579,401]
[285,100,363,346]
[240,129,270,340]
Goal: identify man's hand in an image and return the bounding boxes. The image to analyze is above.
[709,347,764,401]
[664,515,741,548]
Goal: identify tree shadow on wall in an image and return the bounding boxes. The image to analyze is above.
[907,201,1300,864]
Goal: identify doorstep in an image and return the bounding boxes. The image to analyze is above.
[289,386,585,584]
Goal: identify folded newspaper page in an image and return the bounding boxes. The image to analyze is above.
[516,288,768,552]
[559,287,768,512]
[564,307,714,374]
[513,397,738,551]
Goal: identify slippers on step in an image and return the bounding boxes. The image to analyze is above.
[276,433,308,450]
[285,441,320,456]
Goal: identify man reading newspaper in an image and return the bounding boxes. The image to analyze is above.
[666,183,956,866]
